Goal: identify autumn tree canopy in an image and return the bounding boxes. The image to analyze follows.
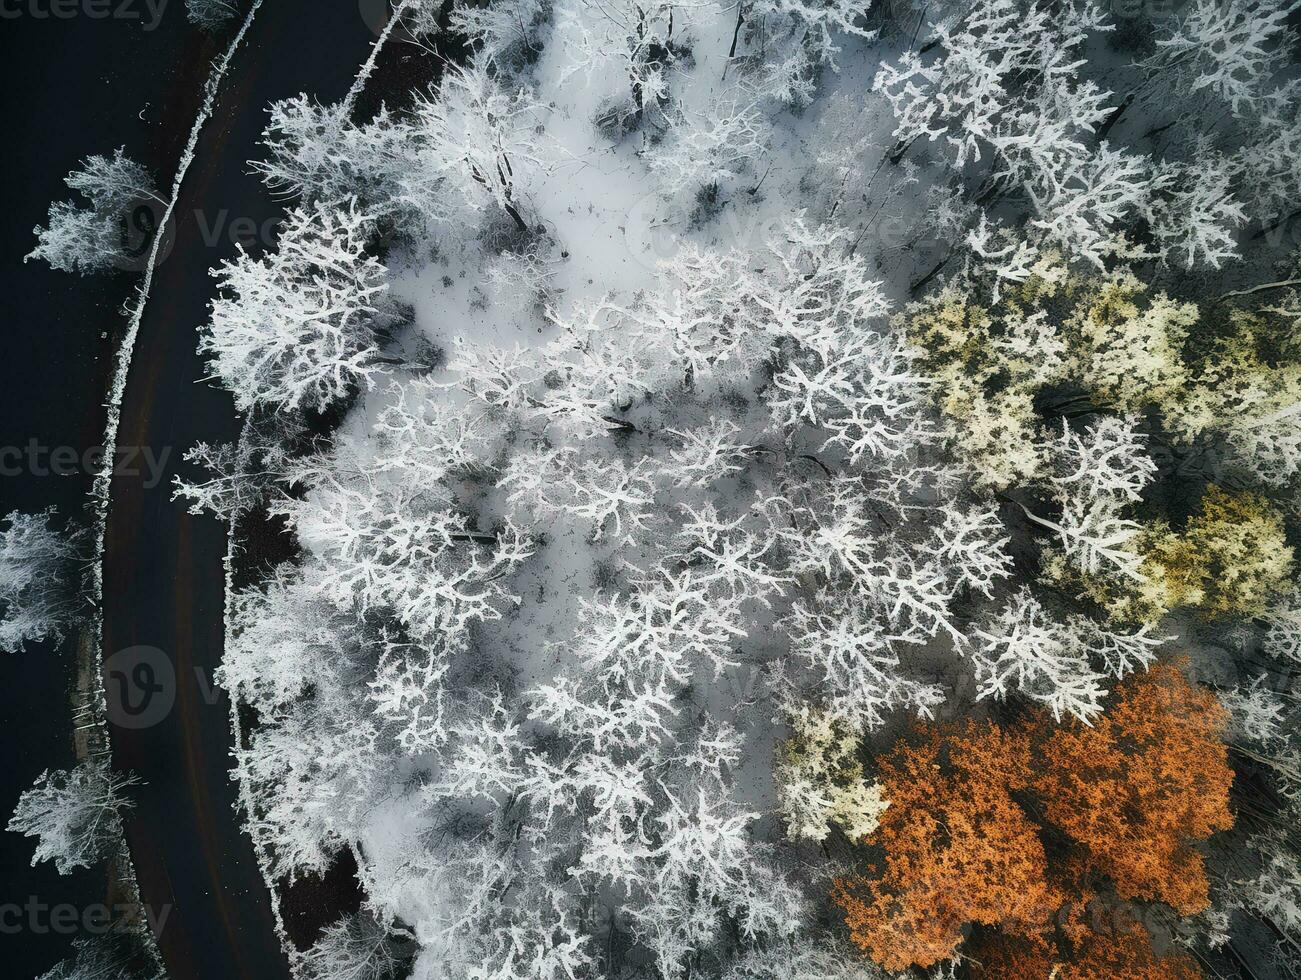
[1035,662,1234,915]
[831,720,1060,971]
[832,663,1234,973]
[971,926,1202,980]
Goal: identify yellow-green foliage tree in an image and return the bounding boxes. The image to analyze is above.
[902,282,1061,488]
[1167,310,1301,488]
[1058,484,1294,627]
[774,707,889,844]
[1068,271,1195,415]
[901,245,1301,492]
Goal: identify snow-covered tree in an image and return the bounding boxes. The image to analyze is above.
[662,419,751,489]
[1032,499,1147,583]
[367,635,454,755]
[220,565,346,713]
[8,759,139,874]
[1232,832,1301,942]
[301,911,406,980]
[200,202,392,413]
[1235,80,1301,225]
[1143,154,1246,269]
[1263,589,1301,665]
[722,938,888,980]
[1070,615,1166,680]
[1022,144,1154,269]
[375,844,594,980]
[731,0,877,105]
[649,95,769,197]
[749,0,876,62]
[1021,415,1157,585]
[255,97,415,222]
[557,0,684,131]
[971,587,1107,722]
[27,148,161,275]
[36,935,163,980]
[405,64,545,232]
[785,597,946,730]
[527,587,701,747]
[172,437,288,520]
[776,477,962,645]
[1047,415,1156,508]
[186,0,241,31]
[628,781,803,976]
[502,450,658,544]
[921,502,1013,599]
[0,508,84,653]
[873,0,1248,268]
[236,687,382,880]
[430,692,528,801]
[449,0,550,65]
[1220,678,1291,750]
[1152,0,1295,116]
[672,501,790,610]
[274,451,532,645]
[874,0,1110,170]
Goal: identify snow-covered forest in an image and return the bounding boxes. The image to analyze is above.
[13,0,1301,977]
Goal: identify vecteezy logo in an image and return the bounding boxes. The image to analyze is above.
[623,190,791,272]
[623,192,683,270]
[359,0,391,36]
[104,646,175,729]
[113,195,176,273]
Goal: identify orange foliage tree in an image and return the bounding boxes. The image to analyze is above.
[971,926,1203,980]
[831,720,1061,971]
[831,662,1233,973]
[1035,662,1233,915]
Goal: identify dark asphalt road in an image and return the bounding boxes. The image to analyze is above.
[99,5,373,978]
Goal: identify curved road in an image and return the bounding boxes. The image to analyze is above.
[101,6,373,978]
